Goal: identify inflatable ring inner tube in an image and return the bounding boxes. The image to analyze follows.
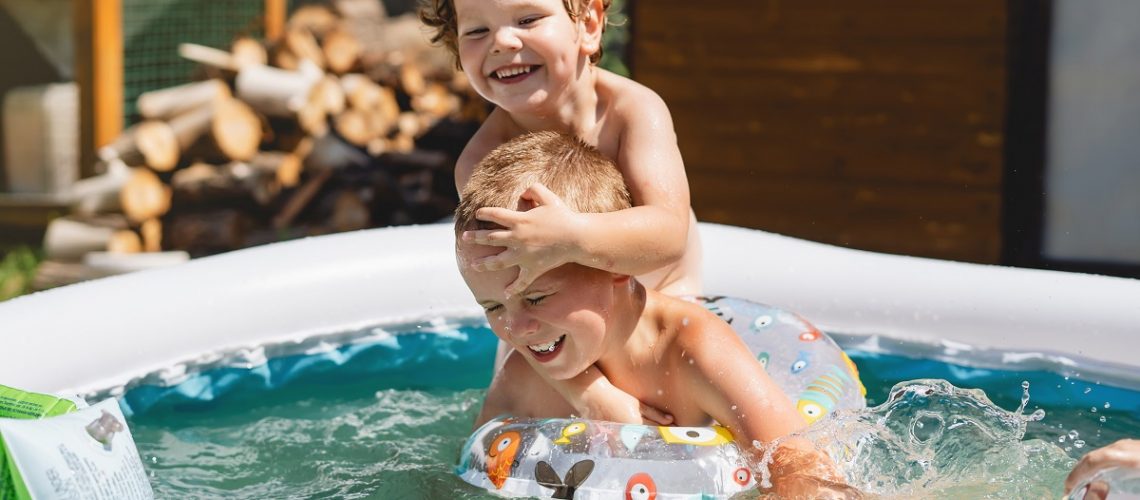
[457,297,867,498]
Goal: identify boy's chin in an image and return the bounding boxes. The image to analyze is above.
[544,362,594,382]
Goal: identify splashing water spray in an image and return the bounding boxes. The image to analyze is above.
[749,379,1077,498]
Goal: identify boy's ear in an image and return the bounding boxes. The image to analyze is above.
[578,0,604,58]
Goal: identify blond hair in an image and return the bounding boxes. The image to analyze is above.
[455,131,630,232]
[420,0,611,69]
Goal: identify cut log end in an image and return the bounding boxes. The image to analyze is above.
[134,121,180,171]
[107,229,142,254]
[120,168,173,223]
[231,37,268,68]
[213,99,263,161]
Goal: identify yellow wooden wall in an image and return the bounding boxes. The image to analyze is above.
[632,1,1007,262]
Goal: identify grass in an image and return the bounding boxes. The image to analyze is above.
[0,247,41,301]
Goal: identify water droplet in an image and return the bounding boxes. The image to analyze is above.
[688,359,694,364]
[656,389,664,396]
[1068,430,1079,440]
[1100,416,1107,423]
[1091,407,1097,413]
[1058,435,1066,443]
[1104,402,1111,409]
[731,405,738,410]
[1084,387,1092,394]
[1074,439,1086,448]
[1017,381,1032,414]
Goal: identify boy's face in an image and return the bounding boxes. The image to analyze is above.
[458,240,616,381]
[453,0,600,114]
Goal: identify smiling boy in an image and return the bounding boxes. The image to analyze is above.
[422,0,702,297]
[455,132,859,498]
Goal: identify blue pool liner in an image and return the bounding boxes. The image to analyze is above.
[119,325,499,417]
[119,325,1140,420]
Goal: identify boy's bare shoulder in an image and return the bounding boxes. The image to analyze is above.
[455,108,514,190]
[597,70,673,128]
[662,296,739,357]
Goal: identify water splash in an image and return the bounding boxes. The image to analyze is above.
[787,379,1075,498]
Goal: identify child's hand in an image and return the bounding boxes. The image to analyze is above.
[765,445,863,499]
[1065,439,1140,499]
[463,183,584,295]
[640,402,675,426]
[579,377,675,425]
[541,363,675,425]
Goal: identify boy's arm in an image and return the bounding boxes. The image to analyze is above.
[474,351,672,429]
[465,90,691,294]
[532,363,673,425]
[455,108,515,195]
[678,307,860,498]
[474,350,576,429]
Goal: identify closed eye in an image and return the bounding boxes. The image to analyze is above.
[525,295,547,306]
[483,304,502,313]
[462,27,489,37]
[519,15,544,26]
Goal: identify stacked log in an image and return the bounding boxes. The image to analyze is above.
[41,4,485,288]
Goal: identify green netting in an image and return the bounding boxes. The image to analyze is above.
[120,0,266,126]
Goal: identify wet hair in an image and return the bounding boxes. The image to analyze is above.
[455,131,631,233]
[420,0,611,68]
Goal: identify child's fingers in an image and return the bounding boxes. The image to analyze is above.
[639,403,674,426]
[505,267,536,296]
[475,206,522,225]
[520,183,565,207]
[1065,440,1140,493]
[462,229,515,246]
[1083,480,1110,500]
[470,250,519,272]
[1065,459,1096,494]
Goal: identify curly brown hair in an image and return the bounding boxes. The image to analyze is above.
[420,0,611,69]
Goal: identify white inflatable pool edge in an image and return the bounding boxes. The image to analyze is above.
[1,222,1138,395]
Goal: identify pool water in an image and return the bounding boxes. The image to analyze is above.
[123,322,1140,499]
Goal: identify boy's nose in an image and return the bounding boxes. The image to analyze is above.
[506,310,539,338]
[491,28,523,54]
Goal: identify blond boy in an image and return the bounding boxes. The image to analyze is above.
[456,132,858,498]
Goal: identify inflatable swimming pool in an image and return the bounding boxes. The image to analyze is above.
[3,222,1138,396]
[2,222,1139,497]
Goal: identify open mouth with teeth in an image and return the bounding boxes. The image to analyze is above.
[490,65,540,83]
[526,334,565,362]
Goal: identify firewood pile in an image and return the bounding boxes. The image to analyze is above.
[37,0,485,289]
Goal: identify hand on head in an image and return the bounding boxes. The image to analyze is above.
[462,183,584,295]
[1065,439,1140,499]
